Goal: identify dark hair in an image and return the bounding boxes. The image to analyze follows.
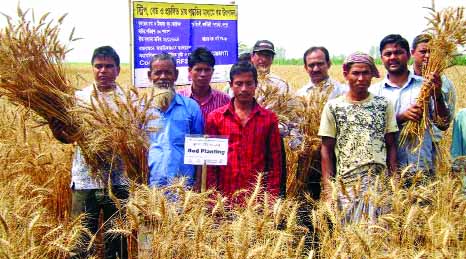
[91,46,120,67]
[303,46,330,65]
[148,52,177,71]
[238,52,251,62]
[379,34,410,55]
[188,47,215,68]
[412,34,432,50]
[230,61,258,85]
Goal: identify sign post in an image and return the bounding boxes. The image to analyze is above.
[184,135,228,192]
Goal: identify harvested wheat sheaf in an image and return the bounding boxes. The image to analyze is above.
[400,7,466,151]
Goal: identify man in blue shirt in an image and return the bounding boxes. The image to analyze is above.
[146,53,204,188]
[370,34,450,176]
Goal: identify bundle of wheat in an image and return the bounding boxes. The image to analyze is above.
[78,86,157,185]
[286,85,332,198]
[400,7,466,150]
[0,8,154,184]
[0,7,81,138]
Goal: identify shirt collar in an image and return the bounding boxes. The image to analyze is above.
[224,98,264,116]
[189,85,214,105]
[305,77,332,90]
[381,71,422,89]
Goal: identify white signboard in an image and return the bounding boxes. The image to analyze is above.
[184,135,228,165]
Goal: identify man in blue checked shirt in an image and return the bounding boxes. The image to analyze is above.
[370,34,451,178]
[145,53,204,189]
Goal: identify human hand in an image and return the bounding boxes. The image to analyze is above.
[48,118,75,143]
[426,72,442,98]
[397,104,423,123]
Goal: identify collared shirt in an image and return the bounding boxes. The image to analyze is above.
[296,77,348,100]
[205,100,282,197]
[370,72,437,171]
[146,94,204,188]
[177,85,230,122]
[71,84,128,189]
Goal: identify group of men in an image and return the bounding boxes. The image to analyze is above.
[48,32,457,257]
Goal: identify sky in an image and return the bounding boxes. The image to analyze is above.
[1,0,464,63]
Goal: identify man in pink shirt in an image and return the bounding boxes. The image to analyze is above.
[178,47,230,122]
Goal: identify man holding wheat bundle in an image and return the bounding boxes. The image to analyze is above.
[370,34,451,179]
[48,46,128,259]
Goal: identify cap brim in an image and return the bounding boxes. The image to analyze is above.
[253,48,275,54]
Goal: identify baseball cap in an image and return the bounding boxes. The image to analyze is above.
[252,40,275,54]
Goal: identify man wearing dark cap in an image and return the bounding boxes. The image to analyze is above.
[251,40,289,97]
[251,40,290,197]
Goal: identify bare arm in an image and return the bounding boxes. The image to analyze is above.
[385,132,398,176]
[320,136,336,200]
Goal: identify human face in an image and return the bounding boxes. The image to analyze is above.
[230,71,257,103]
[92,56,120,90]
[148,59,178,89]
[189,63,213,89]
[251,51,274,73]
[411,42,430,74]
[344,63,373,96]
[304,50,330,84]
[381,43,410,75]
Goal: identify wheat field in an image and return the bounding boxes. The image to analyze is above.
[0,62,465,258]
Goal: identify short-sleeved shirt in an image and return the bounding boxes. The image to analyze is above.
[296,77,348,100]
[318,93,398,183]
[177,86,230,122]
[369,72,445,171]
[147,94,204,187]
[71,84,128,189]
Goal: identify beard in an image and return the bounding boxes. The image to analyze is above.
[152,85,176,110]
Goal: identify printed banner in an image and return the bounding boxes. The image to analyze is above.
[184,135,228,165]
[131,1,238,87]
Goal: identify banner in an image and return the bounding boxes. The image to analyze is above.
[131,1,238,87]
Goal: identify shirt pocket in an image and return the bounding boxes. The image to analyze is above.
[170,119,190,145]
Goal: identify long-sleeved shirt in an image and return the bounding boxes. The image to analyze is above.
[147,94,204,187]
[177,85,230,122]
[205,100,282,197]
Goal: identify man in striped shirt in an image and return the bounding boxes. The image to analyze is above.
[205,61,283,200]
[178,47,230,122]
